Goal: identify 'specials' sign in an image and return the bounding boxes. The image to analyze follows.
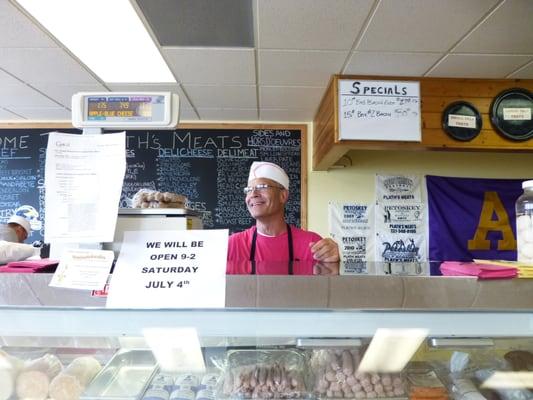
[338,79,421,142]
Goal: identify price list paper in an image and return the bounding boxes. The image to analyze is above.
[338,79,421,142]
[106,229,228,308]
[44,132,126,243]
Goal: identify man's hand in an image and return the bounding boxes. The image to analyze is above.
[313,262,339,275]
[310,238,340,262]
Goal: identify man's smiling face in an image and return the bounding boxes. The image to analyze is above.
[245,178,288,220]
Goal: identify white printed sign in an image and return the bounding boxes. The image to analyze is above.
[376,202,426,237]
[44,132,126,243]
[503,108,531,121]
[329,203,374,236]
[379,203,424,223]
[375,233,426,264]
[143,328,205,373]
[106,230,228,308]
[49,249,114,290]
[374,175,428,274]
[376,175,422,203]
[338,79,421,141]
[448,114,477,129]
[328,203,374,266]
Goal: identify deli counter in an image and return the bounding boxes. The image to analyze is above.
[0,272,532,399]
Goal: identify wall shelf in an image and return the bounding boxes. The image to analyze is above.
[313,75,533,170]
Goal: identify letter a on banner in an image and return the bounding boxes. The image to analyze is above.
[467,192,516,251]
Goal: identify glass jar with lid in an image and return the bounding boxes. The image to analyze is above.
[516,180,533,263]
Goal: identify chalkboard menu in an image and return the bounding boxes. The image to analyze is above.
[0,126,304,242]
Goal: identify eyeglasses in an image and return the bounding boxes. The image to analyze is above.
[243,184,285,194]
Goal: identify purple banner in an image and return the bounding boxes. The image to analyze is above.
[426,175,526,274]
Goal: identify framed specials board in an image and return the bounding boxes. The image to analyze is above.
[0,123,307,242]
[338,79,421,141]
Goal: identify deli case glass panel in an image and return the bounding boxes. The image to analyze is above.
[0,306,532,400]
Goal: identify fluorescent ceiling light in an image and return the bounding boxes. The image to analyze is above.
[143,327,205,373]
[15,0,176,83]
[481,371,533,389]
[358,328,428,373]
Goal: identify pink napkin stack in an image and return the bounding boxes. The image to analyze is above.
[0,258,59,273]
[440,261,518,279]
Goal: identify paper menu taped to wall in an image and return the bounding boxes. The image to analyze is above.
[44,132,126,243]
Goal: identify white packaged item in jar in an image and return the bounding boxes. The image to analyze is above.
[173,384,196,392]
[148,383,169,392]
[199,373,219,389]
[175,374,199,387]
[196,388,216,400]
[516,180,533,263]
[143,388,170,400]
[152,373,175,387]
[169,388,195,400]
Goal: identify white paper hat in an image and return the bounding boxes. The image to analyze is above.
[248,161,289,190]
[8,215,31,235]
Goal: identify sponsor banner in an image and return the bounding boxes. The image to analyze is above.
[376,174,422,203]
[377,261,429,276]
[376,233,426,264]
[341,261,375,275]
[375,175,428,275]
[426,176,523,271]
[376,202,425,235]
[329,203,374,265]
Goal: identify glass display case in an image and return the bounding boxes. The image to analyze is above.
[0,275,532,399]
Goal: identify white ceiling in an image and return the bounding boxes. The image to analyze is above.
[0,0,532,122]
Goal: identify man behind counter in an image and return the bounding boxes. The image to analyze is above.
[227,161,339,274]
[0,215,37,265]
[0,215,31,243]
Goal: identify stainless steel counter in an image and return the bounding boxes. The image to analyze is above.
[1,274,532,309]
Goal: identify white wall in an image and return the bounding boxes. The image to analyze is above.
[307,126,533,237]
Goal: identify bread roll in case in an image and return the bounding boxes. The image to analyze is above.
[311,349,407,399]
[132,189,187,209]
[49,356,101,400]
[16,353,63,400]
[0,350,24,400]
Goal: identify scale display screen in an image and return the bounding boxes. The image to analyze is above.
[72,92,179,129]
[86,95,165,122]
